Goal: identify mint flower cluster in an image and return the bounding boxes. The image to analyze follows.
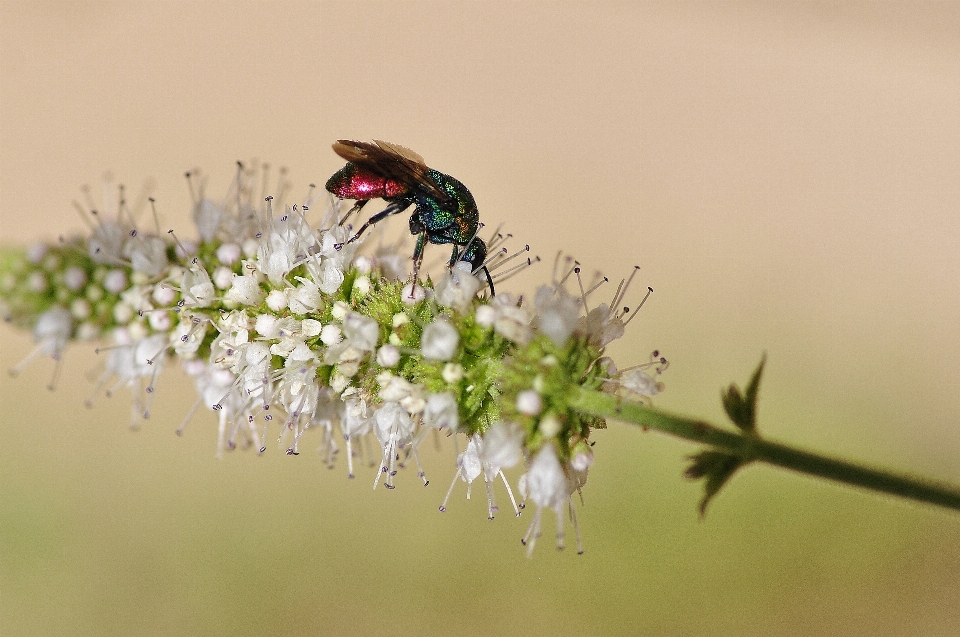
[1,167,664,554]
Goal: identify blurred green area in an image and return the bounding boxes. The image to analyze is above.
[2,329,959,637]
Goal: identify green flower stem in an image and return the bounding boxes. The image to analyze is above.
[573,388,960,512]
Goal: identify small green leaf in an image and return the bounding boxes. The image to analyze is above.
[685,449,745,517]
[721,354,766,433]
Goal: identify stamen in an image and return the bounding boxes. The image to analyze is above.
[148,198,162,235]
[491,257,539,284]
[622,286,653,328]
[184,170,199,204]
[486,244,531,274]
[574,267,589,313]
[46,353,64,391]
[439,467,463,512]
[177,396,203,436]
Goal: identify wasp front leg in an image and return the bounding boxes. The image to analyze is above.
[410,232,428,295]
[338,199,369,228]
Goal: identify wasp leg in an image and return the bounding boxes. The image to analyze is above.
[338,199,369,227]
[409,232,427,298]
[482,266,495,296]
[344,200,411,245]
[449,243,495,297]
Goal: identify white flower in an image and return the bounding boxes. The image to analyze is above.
[516,389,543,416]
[288,278,322,314]
[300,319,322,337]
[534,286,580,346]
[193,199,225,243]
[147,308,172,332]
[215,242,241,266]
[340,397,371,478]
[618,368,661,397]
[27,272,47,293]
[70,298,92,320]
[372,402,417,489]
[376,344,400,368]
[486,294,533,345]
[254,313,280,338]
[434,265,483,313]
[172,315,207,357]
[212,266,234,290]
[422,392,459,431]
[421,319,459,361]
[538,413,562,438]
[225,274,263,306]
[257,229,299,286]
[63,267,87,291]
[88,222,127,264]
[519,444,576,554]
[352,275,371,297]
[151,282,176,305]
[579,303,625,347]
[103,269,129,294]
[401,283,427,305]
[377,372,421,407]
[441,363,464,383]
[481,421,524,477]
[26,243,48,264]
[33,307,73,356]
[315,259,345,294]
[128,237,168,278]
[181,266,215,308]
[342,312,379,352]
[265,289,288,312]
[319,323,342,346]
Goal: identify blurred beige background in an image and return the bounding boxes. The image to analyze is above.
[3,2,960,635]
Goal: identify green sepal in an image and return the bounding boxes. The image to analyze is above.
[685,449,745,517]
[721,353,766,433]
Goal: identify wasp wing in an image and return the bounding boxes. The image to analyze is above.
[332,139,451,204]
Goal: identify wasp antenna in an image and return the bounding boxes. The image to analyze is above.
[623,287,654,328]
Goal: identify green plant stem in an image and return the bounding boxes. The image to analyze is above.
[573,388,960,512]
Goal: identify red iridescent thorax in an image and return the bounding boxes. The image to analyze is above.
[325,163,409,201]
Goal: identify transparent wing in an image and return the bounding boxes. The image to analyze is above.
[332,140,451,203]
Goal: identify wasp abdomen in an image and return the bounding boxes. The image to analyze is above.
[325,163,409,201]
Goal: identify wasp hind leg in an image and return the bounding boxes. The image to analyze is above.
[339,200,411,248]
